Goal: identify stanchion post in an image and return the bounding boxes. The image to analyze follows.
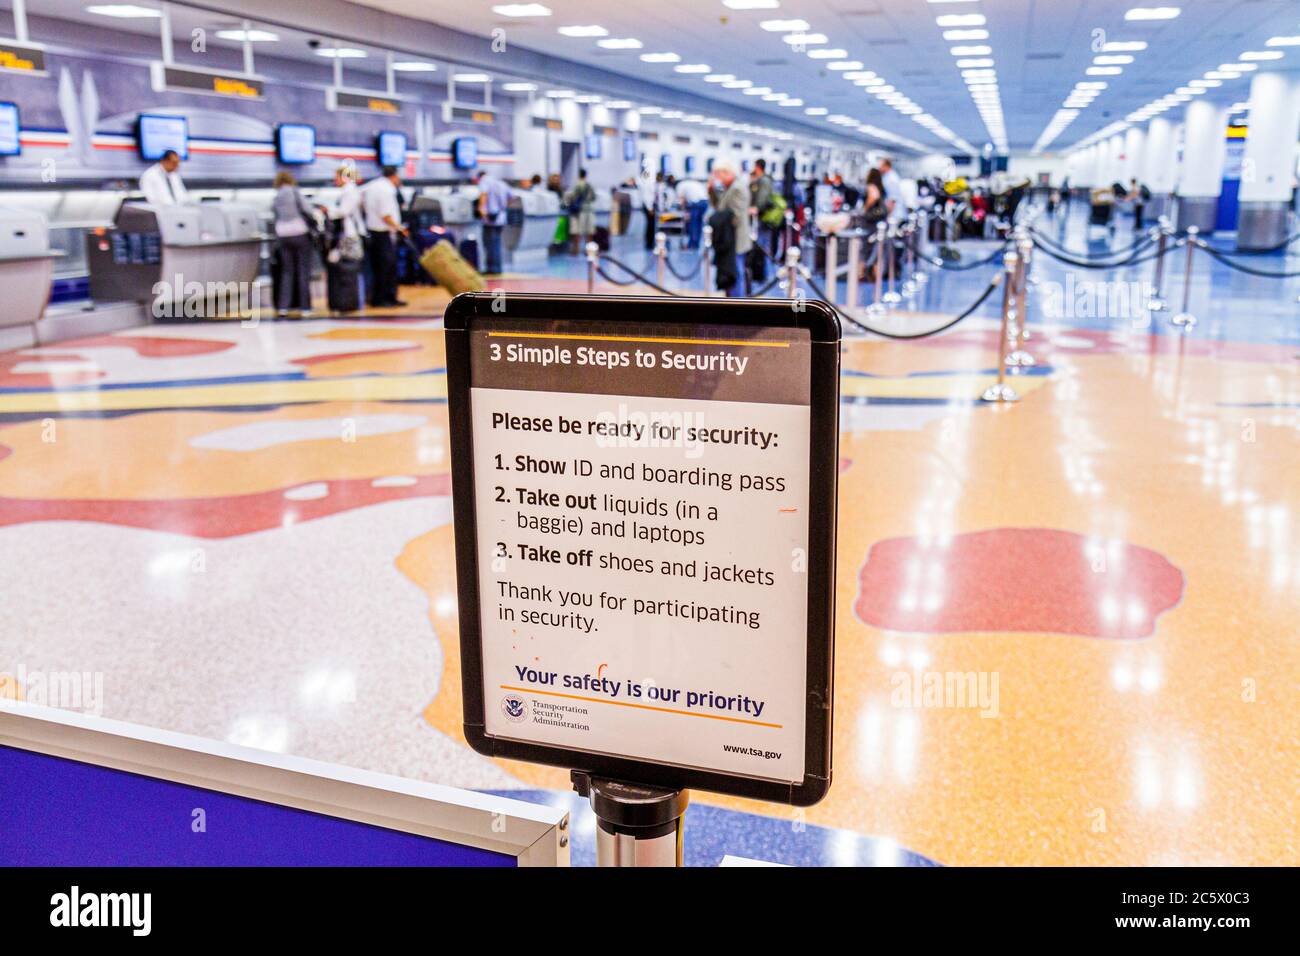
[825,233,838,305]
[784,207,795,259]
[654,230,667,290]
[1147,217,1170,312]
[883,224,902,305]
[585,241,599,294]
[573,772,688,867]
[846,233,861,310]
[867,221,887,317]
[1171,225,1198,329]
[1007,238,1035,368]
[702,224,713,296]
[982,252,1020,403]
[782,244,801,298]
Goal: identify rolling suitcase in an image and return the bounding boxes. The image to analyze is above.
[420,238,486,295]
[327,263,362,313]
[592,225,610,252]
[458,238,481,271]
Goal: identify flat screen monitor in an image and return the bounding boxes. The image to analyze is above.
[0,102,19,157]
[584,134,601,160]
[622,136,636,162]
[377,130,407,168]
[658,154,671,175]
[137,113,189,162]
[684,156,695,175]
[276,124,316,165]
[452,136,478,170]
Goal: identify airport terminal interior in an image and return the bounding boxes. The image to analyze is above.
[0,0,1298,868]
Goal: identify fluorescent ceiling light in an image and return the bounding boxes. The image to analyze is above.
[827,61,864,70]
[943,29,988,40]
[704,74,735,82]
[723,79,753,88]
[85,4,160,16]
[454,73,490,82]
[760,19,809,32]
[743,87,772,95]
[1125,7,1180,21]
[1240,50,1283,60]
[674,63,711,73]
[1219,63,1256,72]
[805,107,829,116]
[574,95,601,103]
[491,3,552,16]
[1093,55,1133,64]
[557,25,607,37]
[783,33,828,45]
[807,48,849,59]
[597,38,642,49]
[950,45,992,56]
[215,28,278,41]
[956,58,994,68]
[547,89,575,97]
[1204,71,1240,80]
[1175,86,1204,95]
[762,92,785,100]
[392,61,438,72]
[1189,79,1219,87]
[1265,36,1300,47]
[316,47,367,58]
[1102,41,1147,52]
[640,52,680,63]
[1087,67,1123,75]
[501,81,536,91]
[778,98,803,107]
[936,14,985,26]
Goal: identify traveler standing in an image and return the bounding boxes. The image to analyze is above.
[361,165,408,308]
[321,163,367,314]
[564,168,597,255]
[677,175,709,249]
[1130,177,1147,231]
[879,156,905,225]
[474,168,511,276]
[637,167,658,250]
[749,158,777,258]
[271,171,317,318]
[712,160,751,297]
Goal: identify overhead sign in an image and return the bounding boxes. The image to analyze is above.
[443,102,497,125]
[445,293,839,805]
[532,117,563,131]
[0,41,46,75]
[150,62,263,99]
[328,88,402,114]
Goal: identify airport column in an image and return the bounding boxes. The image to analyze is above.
[1107,132,1127,186]
[1236,70,1300,251]
[1123,126,1146,184]
[1176,99,1228,234]
[1143,116,1179,221]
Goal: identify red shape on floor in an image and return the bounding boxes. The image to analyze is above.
[60,335,235,358]
[855,527,1184,639]
[0,473,452,539]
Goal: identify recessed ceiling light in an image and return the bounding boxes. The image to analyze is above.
[391,61,438,72]
[805,106,829,116]
[674,63,711,73]
[762,92,785,100]
[454,73,490,82]
[1175,86,1205,95]
[743,86,772,95]
[316,47,367,58]
[760,19,810,32]
[1239,50,1283,60]
[704,74,735,82]
[491,3,552,16]
[1189,79,1220,87]
[597,38,643,49]
[501,81,536,91]
[783,33,828,45]
[807,48,849,59]
[950,45,992,56]
[1219,63,1256,72]
[639,52,680,63]
[547,89,575,97]
[943,29,989,40]
[1266,36,1300,47]
[1093,55,1133,64]
[842,71,877,80]
[1087,66,1123,75]
[85,4,161,17]
[956,58,994,68]
[723,79,753,88]
[1125,7,1181,21]
[1204,71,1240,80]
[827,61,864,71]
[557,25,607,37]
[215,28,279,41]
[936,13,985,26]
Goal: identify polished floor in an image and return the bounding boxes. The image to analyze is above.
[1,206,1297,865]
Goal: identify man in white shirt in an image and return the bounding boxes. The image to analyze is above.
[139,150,188,206]
[676,177,709,249]
[360,165,408,308]
[879,157,906,225]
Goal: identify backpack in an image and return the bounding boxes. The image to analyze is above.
[759,193,788,229]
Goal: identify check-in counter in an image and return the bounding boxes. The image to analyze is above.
[0,207,61,347]
[412,189,482,249]
[86,201,267,315]
[505,187,559,270]
[611,189,635,235]
[593,189,612,231]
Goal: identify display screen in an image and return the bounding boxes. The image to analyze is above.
[622,136,636,162]
[659,154,671,175]
[452,136,478,170]
[684,156,695,175]
[377,130,407,168]
[584,134,601,160]
[276,124,316,165]
[137,113,189,161]
[0,102,19,156]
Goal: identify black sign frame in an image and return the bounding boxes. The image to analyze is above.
[444,292,839,806]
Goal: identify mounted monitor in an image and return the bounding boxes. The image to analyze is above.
[584,134,601,160]
[0,102,19,156]
[276,123,316,165]
[451,136,478,170]
[622,136,636,163]
[136,113,188,161]
[376,130,408,168]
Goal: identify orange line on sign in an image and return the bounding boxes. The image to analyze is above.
[779,507,798,513]
[499,685,783,728]
[487,331,789,348]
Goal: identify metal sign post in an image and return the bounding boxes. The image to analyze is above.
[444,293,840,867]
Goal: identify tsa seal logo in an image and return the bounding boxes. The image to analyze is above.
[501,695,528,722]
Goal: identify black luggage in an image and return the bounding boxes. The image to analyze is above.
[592,225,611,252]
[458,238,480,271]
[327,262,362,313]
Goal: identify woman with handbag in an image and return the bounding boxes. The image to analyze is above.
[321,164,367,314]
[272,171,318,318]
